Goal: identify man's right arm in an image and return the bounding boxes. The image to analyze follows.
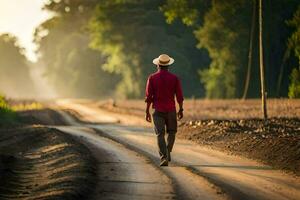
[177,102,184,120]
[176,78,184,120]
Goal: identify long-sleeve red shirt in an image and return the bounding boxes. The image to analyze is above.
[145,69,184,112]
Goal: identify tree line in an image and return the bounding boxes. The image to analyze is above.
[1,0,300,99]
[0,34,35,97]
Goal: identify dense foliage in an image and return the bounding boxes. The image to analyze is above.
[288,5,300,98]
[288,68,300,98]
[162,0,300,98]
[196,1,252,98]
[89,0,207,98]
[32,0,300,99]
[35,0,208,98]
[34,0,118,98]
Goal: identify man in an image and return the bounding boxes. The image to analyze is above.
[145,54,184,166]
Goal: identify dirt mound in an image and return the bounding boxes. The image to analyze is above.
[94,99,300,175]
[18,108,68,125]
[97,99,300,120]
[179,118,300,175]
[0,126,97,199]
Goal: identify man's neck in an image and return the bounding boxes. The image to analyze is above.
[158,68,169,72]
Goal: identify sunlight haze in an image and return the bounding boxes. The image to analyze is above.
[0,0,52,62]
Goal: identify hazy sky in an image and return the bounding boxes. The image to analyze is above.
[0,0,52,62]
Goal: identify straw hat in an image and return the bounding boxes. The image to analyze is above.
[153,54,174,66]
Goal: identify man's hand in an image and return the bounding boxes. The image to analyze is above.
[177,109,183,120]
[145,110,152,123]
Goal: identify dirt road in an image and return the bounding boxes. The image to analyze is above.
[56,100,300,200]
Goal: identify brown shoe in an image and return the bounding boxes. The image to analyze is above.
[160,159,168,166]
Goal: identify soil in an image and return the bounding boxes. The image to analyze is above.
[0,126,97,199]
[179,118,300,176]
[96,99,300,176]
[58,100,300,200]
[97,99,300,120]
[0,106,97,199]
[18,108,68,126]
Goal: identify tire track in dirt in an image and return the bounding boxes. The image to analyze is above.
[91,127,230,200]
[56,100,300,200]
[91,123,300,200]
[56,109,227,200]
[55,101,233,200]
[0,127,96,200]
[56,126,176,200]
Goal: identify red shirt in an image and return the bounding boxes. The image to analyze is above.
[145,69,184,112]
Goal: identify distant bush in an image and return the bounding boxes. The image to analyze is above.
[0,95,17,125]
[288,68,300,98]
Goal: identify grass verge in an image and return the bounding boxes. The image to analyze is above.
[0,96,17,126]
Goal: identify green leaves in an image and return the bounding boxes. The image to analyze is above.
[288,68,300,98]
[35,0,118,98]
[162,0,300,98]
[287,5,300,98]
[161,0,198,26]
[89,0,204,98]
[36,0,300,99]
[195,1,251,98]
[161,0,209,27]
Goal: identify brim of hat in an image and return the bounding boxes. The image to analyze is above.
[153,57,175,66]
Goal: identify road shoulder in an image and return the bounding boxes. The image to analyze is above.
[0,126,97,199]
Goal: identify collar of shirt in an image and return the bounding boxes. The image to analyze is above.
[158,69,169,73]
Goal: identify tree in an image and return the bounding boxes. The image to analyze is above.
[258,0,268,119]
[196,1,252,98]
[35,0,300,99]
[162,0,253,98]
[161,0,209,27]
[287,5,300,98]
[0,34,35,98]
[89,0,206,98]
[34,0,118,98]
[242,0,257,99]
[288,68,300,98]
[161,0,300,99]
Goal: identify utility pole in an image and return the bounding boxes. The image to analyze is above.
[259,0,268,119]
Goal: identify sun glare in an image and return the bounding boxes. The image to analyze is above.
[0,0,52,62]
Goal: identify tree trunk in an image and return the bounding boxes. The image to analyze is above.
[276,48,290,97]
[259,0,268,119]
[242,0,257,99]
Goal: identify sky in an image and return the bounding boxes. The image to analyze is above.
[0,0,52,62]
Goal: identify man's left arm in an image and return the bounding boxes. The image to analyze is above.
[176,78,184,120]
